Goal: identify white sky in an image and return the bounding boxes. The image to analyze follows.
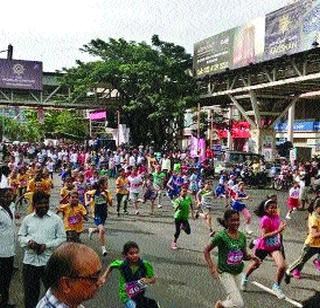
[0,0,287,71]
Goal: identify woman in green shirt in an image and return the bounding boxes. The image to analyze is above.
[103,241,158,308]
[204,209,260,308]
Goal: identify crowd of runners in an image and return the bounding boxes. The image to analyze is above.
[0,141,320,308]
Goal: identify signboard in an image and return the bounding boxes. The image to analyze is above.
[0,59,43,90]
[89,111,107,121]
[274,120,320,132]
[193,29,234,77]
[232,17,265,68]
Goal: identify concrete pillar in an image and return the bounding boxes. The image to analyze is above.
[288,102,295,143]
[227,106,233,150]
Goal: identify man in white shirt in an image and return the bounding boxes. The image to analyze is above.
[0,188,16,308]
[18,191,66,308]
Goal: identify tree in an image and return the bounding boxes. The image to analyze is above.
[61,35,199,147]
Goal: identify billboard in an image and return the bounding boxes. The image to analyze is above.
[0,59,43,91]
[264,0,313,60]
[232,17,265,68]
[193,29,235,77]
[193,0,320,77]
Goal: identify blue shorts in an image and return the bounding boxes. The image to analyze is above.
[231,201,246,212]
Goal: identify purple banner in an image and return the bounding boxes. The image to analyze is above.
[0,59,43,91]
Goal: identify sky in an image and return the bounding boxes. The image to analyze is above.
[0,0,287,72]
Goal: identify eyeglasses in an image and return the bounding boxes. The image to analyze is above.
[69,269,102,283]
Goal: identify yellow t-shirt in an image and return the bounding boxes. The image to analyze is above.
[42,178,53,194]
[24,192,34,214]
[59,203,87,233]
[18,174,28,188]
[305,213,320,247]
[116,177,129,194]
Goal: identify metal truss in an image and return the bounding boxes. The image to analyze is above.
[198,48,320,128]
[0,72,119,110]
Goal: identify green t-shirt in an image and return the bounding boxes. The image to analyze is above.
[152,172,165,187]
[110,259,155,303]
[211,230,246,275]
[99,169,108,176]
[173,196,192,220]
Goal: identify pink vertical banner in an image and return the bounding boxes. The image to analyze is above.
[189,136,198,158]
[198,138,206,162]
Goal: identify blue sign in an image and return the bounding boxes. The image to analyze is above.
[274,120,320,132]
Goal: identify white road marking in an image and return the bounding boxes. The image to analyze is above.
[251,281,303,308]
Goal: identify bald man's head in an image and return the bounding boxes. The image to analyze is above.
[44,242,101,291]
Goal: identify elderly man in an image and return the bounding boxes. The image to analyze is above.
[0,188,16,308]
[18,191,66,308]
[37,242,104,308]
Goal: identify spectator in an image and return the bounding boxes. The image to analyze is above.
[37,242,104,308]
[18,191,66,308]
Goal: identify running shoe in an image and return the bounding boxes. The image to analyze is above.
[245,226,253,235]
[285,214,291,220]
[240,274,249,291]
[284,271,291,284]
[88,228,94,240]
[292,269,301,279]
[313,259,320,272]
[157,204,163,209]
[102,246,107,257]
[272,283,285,299]
[171,241,177,250]
[135,210,140,216]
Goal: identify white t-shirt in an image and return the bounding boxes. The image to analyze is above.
[129,156,136,167]
[289,187,300,199]
[128,175,143,193]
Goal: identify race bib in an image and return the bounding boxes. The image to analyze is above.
[68,214,81,225]
[227,250,244,265]
[125,280,146,298]
[265,235,281,249]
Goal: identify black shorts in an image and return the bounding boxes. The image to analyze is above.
[255,248,282,261]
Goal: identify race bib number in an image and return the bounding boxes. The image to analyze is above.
[227,250,244,265]
[265,235,281,249]
[125,280,146,298]
[68,214,81,225]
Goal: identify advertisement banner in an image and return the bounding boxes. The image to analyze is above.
[300,0,320,52]
[0,59,43,90]
[232,17,265,68]
[193,29,234,77]
[264,0,312,60]
[89,111,107,121]
[274,120,320,132]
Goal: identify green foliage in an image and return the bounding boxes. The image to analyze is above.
[0,110,88,142]
[61,35,199,147]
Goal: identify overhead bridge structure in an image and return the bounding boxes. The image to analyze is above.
[0,72,119,110]
[197,47,320,154]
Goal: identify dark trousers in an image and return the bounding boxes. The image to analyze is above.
[0,256,14,308]
[288,245,320,273]
[116,193,128,212]
[174,218,191,241]
[22,264,45,308]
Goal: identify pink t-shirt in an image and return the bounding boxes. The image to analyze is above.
[256,215,281,252]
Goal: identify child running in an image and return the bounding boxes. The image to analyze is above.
[204,209,260,308]
[57,190,87,242]
[196,181,215,237]
[231,182,253,235]
[87,177,112,256]
[103,241,158,308]
[285,198,320,283]
[285,182,300,220]
[241,199,287,299]
[171,186,195,250]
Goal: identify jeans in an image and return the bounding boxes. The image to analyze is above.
[0,256,14,308]
[22,264,46,308]
[219,272,244,308]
